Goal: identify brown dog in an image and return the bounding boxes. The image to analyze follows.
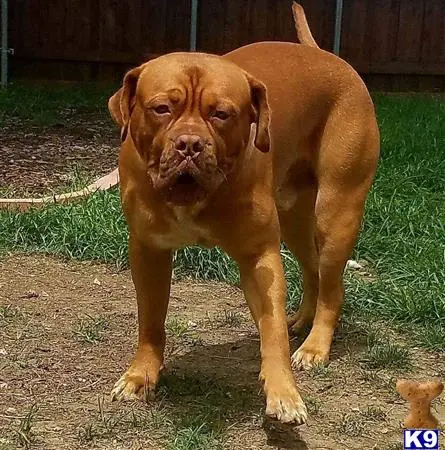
[107,6,379,425]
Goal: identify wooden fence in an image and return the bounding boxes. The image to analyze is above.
[8,0,445,91]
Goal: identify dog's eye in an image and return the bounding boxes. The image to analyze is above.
[212,110,230,120]
[153,105,170,115]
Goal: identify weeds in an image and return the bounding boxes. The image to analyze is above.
[337,412,366,437]
[78,396,172,445]
[363,336,411,370]
[305,396,323,417]
[0,305,21,322]
[169,422,223,450]
[337,406,386,437]
[362,406,387,422]
[166,318,190,338]
[307,364,332,379]
[74,315,108,344]
[208,309,244,329]
[13,405,38,449]
[77,390,227,449]
[219,310,243,327]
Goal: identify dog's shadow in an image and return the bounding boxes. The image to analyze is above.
[156,314,370,448]
[160,334,309,449]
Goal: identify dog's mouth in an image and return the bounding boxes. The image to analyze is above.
[151,151,224,205]
[175,172,197,186]
[155,168,207,205]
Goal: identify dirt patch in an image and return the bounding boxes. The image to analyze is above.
[1,115,119,196]
[0,254,444,449]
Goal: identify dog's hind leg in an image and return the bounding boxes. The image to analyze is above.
[279,186,319,333]
[291,97,379,369]
[291,187,367,369]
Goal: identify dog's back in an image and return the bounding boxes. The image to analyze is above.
[224,41,378,181]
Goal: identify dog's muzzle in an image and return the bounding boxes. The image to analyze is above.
[151,134,222,205]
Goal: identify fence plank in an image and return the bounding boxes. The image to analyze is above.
[397,0,425,62]
[7,0,445,91]
[275,0,298,42]
[164,0,191,52]
[364,0,399,64]
[298,0,335,51]
[224,0,251,51]
[421,0,445,63]
[140,0,168,58]
[197,0,227,53]
[341,0,369,61]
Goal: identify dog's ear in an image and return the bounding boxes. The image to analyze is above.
[108,88,124,127]
[108,65,144,141]
[245,73,270,153]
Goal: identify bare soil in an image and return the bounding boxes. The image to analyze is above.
[0,116,119,196]
[0,254,444,449]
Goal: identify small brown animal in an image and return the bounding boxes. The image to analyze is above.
[396,379,444,429]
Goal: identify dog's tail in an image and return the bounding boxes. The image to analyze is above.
[292,2,319,48]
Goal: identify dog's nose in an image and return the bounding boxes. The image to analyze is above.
[174,134,205,156]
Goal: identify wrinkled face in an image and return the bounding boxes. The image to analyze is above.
[109,53,270,205]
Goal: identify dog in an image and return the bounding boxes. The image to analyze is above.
[107,4,379,425]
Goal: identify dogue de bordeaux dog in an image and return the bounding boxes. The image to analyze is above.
[107,4,380,424]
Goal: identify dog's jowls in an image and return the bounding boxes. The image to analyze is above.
[107,21,379,425]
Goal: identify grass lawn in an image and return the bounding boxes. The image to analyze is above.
[0,84,444,448]
[0,82,115,127]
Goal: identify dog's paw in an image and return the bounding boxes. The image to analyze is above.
[287,308,314,335]
[265,389,307,425]
[291,342,329,370]
[111,370,157,402]
[287,313,310,335]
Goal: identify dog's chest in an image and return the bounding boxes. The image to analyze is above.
[150,207,213,249]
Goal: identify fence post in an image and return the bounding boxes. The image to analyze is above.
[333,0,343,55]
[190,0,198,52]
[1,0,8,87]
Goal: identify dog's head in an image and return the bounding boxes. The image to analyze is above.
[108,53,270,205]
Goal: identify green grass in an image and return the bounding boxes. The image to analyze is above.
[363,336,410,370]
[0,82,116,126]
[337,405,387,437]
[76,374,252,449]
[159,372,253,449]
[74,315,109,344]
[345,94,445,350]
[168,423,222,450]
[166,317,190,338]
[0,91,444,354]
[207,309,244,329]
[0,189,128,268]
[77,396,172,446]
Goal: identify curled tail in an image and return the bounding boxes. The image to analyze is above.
[292,2,319,48]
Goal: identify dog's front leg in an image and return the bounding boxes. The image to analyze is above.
[111,234,172,402]
[236,248,307,425]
